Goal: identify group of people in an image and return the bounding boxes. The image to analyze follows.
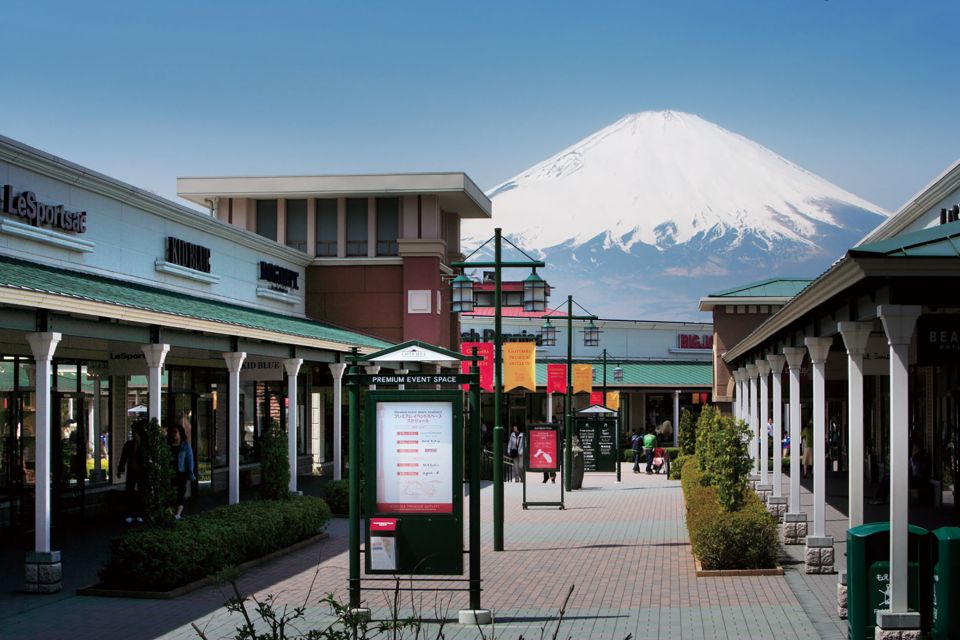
[116,415,196,523]
[630,428,664,474]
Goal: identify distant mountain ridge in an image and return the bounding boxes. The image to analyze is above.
[465,111,887,320]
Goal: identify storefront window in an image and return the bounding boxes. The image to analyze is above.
[286,199,308,252]
[315,198,338,256]
[345,198,368,256]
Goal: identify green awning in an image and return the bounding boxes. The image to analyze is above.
[707,278,813,298]
[851,219,960,257]
[535,361,712,388]
[0,256,391,351]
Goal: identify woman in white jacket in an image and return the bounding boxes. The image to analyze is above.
[508,425,524,482]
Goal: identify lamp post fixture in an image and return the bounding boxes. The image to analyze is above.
[451,227,546,552]
[539,295,598,492]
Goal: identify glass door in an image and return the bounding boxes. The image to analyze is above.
[52,392,87,522]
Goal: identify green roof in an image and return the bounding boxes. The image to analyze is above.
[708,278,813,298]
[535,361,712,387]
[850,220,960,257]
[0,256,391,350]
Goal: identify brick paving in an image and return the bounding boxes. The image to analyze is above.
[2,469,836,640]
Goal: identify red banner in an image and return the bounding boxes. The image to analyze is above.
[546,364,567,394]
[589,391,604,406]
[460,342,494,392]
[526,426,559,472]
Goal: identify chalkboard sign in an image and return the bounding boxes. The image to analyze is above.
[576,418,617,472]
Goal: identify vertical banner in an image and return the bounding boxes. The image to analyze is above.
[460,342,494,392]
[503,342,537,392]
[572,364,593,394]
[589,391,604,406]
[546,364,567,394]
[605,390,621,411]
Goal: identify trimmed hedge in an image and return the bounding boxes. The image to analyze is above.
[681,456,780,570]
[100,496,331,591]
[621,446,680,462]
[669,454,689,480]
[322,479,349,514]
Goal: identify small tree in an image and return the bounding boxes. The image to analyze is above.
[695,405,719,478]
[260,420,290,500]
[142,418,174,526]
[679,408,695,455]
[708,415,752,511]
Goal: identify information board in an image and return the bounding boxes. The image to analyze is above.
[525,424,560,473]
[375,401,454,513]
[576,418,617,472]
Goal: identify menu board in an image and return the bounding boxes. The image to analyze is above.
[525,424,560,472]
[576,418,617,472]
[375,401,454,513]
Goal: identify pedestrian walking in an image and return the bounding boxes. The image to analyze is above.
[117,420,146,523]
[508,424,524,483]
[631,429,643,473]
[643,429,657,474]
[168,424,195,520]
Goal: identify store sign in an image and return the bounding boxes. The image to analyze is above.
[376,401,454,513]
[678,334,713,350]
[526,424,560,472]
[166,237,211,273]
[2,185,88,233]
[240,357,284,381]
[259,261,299,290]
[917,315,960,365]
[460,329,541,345]
[106,351,147,376]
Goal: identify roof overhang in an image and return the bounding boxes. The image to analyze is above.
[177,173,492,219]
[698,296,797,312]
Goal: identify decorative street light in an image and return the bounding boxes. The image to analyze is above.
[614,365,624,383]
[522,269,548,312]
[451,228,546,552]
[583,320,601,347]
[451,273,475,313]
[539,318,557,346]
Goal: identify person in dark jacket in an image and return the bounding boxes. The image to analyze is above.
[117,420,147,523]
[168,424,195,520]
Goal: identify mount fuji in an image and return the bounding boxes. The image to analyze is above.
[464,111,887,320]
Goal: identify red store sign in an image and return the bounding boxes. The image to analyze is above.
[678,334,713,350]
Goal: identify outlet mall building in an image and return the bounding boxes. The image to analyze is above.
[0,135,489,589]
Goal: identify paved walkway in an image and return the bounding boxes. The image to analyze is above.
[2,469,839,640]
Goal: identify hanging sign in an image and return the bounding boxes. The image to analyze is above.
[573,364,593,394]
[525,424,560,473]
[546,364,566,394]
[605,391,620,411]
[460,341,494,391]
[590,391,604,406]
[375,400,454,514]
[503,342,536,392]
[240,357,284,381]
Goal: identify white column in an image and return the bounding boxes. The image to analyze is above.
[26,332,61,554]
[546,391,553,422]
[223,352,246,505]
[878,305,921,614]
[141,344,170,424]
[766,354,786,498]
[805,337,833,538]
[745,364,759,473]
[756,360,771,485]
[735,369,744,423]
[283,358,303,494]
[838,321,872,529]
[672,390,680,448]
[329,363,346,481]
[365,364,381,390]
[783,347,806,514]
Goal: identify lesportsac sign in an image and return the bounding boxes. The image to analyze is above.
[2,185,88,233]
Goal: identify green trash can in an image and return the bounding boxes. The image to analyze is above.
[931,527,960,640]
[847,522,931,640]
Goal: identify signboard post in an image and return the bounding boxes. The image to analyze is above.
[522,424,564,509]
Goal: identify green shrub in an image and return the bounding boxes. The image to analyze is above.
[99,496,331,591]
[693,406,752,511]
[260,421,290,500]
[680,456,780,570]
[670,454,689,480]
[323,479,350,514]
[679,408,695,455]
[141,418,174,527]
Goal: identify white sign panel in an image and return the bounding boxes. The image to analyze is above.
[375,401,453,513]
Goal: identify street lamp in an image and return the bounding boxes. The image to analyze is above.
[523,269,548,312]
[540,318,557,346]
[614,365,624,383]
[583,320,601,347]
[451,227,546,552]
[451,273,475,313]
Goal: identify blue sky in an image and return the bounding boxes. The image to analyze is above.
[2,1,957,212]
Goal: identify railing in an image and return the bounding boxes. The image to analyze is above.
[478,448,513,482]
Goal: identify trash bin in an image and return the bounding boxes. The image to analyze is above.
[571,443,584,490]
[847,522,931,640]
[931,527,960,640]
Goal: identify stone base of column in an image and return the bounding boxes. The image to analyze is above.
[804,535,835,574]
[874,611,922,640]
[749,474,760,491]
[25,551,61,594]
[755,483,773,504]
[458,609,493,625]
[766,496,787,522]
[782,512,807,545]
[837,570,848,619]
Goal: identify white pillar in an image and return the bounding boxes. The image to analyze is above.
[141,344,170,424]
[546,391,553,423]
[805,337,833,538]
[766,354,786,497]
[365,365,381,391]
[329,363,346,481]
[672,390,680,448]
[223,352,246,505]
[756,360,771,485]
[735,369,745,424]
[283,358,303,494]
[26,332,61,554]
[745,364,759,473]
[878,305,921,615]
[838,321,872,529]
[783,347,806,514]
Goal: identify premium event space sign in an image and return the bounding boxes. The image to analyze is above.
[375,401,454,514]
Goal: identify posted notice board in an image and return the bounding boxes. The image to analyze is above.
[576,418,617,472]
[525,423,560,473]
